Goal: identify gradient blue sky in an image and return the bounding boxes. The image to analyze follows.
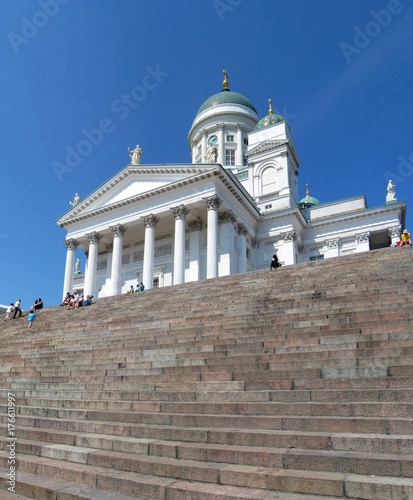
[1,0,412,309]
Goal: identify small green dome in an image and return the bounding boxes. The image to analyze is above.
[299,184,320,207]
[195,89,257,117]
[299,195,320,207]
[255,113,285,130]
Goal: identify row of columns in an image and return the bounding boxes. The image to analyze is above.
[62,195,250,301]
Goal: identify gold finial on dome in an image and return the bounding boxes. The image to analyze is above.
[268,98,273,115]
[222,69,229,89]
[305,183,310,197]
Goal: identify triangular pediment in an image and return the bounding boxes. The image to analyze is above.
[57,163,218,225]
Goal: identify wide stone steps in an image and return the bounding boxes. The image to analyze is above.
[0,247,412,498]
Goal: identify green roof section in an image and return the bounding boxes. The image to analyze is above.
[299,184,320,207]
[255,113,285,130]
[195,89,258,117]
[299,195,320,207]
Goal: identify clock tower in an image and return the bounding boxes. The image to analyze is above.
[188,70,259,168]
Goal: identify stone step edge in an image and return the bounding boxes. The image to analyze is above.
[2,451,413,498]
[0,467,155,500]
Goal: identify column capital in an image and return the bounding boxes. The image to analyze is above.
[170,204,189,220]
[188,217,203,232]
[86,231,102,244]
[326,238,339,249]
[219,210,236,225]
[203,195,222,211]
[388,225,401,239]
[356,232,370,244]
[65,238,79,251]
[237,223,248,237]
[109,224,126,237]
[141,214,160,228]
[282,230,297,242]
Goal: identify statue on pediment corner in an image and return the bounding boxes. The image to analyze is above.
[128,144,142,165]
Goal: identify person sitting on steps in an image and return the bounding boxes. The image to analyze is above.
[400,229,412,247]
[270,254,281,270]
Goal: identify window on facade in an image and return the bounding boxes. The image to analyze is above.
[153,277,160,288]
[309,255,324,261]
[243,154,247,166]
[264,204,272,210]
[261,167,277,195]
[226,134,234,142]
[244,138,248,145]
[225,149,235,166]
[246,248,251,260]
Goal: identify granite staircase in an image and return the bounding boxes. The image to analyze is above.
[0,247,413,499]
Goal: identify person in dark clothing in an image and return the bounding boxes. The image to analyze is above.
[270,255,281,270]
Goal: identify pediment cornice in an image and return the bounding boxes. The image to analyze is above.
[246,139,300,166]
[57,163,261,227]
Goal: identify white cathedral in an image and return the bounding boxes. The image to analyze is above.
[56,71,407,300]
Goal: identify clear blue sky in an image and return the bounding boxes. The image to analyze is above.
[1,0,412,309]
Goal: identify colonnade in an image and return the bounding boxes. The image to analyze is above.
[62,195,250,301]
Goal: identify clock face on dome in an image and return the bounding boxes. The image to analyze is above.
[208,135,218,145]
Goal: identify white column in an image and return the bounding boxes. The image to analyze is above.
[141,214,159,290]
[281,231,297,266]
[201,130,207,163]
[355,232,370,253]
[388,225,401,246]
[62,238,79,300]
[218,211,236,276]
[204,195,222,279]
[84,231,101,297]
[188,217,202,282]
[171,204,189,285]
[238,223,248,273]
[218,124,225,165]
[326,238,340,258]
[109,224,126,296]
[236,124,243,166]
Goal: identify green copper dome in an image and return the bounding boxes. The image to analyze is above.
[255,98,285,130]
[255,113,285,130]
[299,184,320,207]
[195,89,257,117]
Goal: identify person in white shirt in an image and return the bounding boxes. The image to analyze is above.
[13,299,22,319]
[4,304,14,321]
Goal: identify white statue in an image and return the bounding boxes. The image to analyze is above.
[128,144,142,165]
[75,258,81,274]
[69,193,80,207]
[386,180,396,202]
[204,145,218,163]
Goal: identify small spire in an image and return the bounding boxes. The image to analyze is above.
[305,183,310,197]
[268,98,273,115]
[222,69,229,90]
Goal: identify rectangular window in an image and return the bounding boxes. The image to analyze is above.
[309,255,324,261]
[225,149,235,166]
[226,134,234,142]
[153,277,159,288]
[264,204,272,210]
[243,138,248,145]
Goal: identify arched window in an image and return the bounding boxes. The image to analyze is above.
[261,167,277,195]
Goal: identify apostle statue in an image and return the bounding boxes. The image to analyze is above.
[204,144,218,163]
[128,144,142,165]
[69,193,80,207]
[386,180,396,203]
[75,258,81,274]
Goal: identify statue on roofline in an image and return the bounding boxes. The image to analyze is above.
[386,180,396,203]
[128,144,142,165]
[69,193,80,207]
